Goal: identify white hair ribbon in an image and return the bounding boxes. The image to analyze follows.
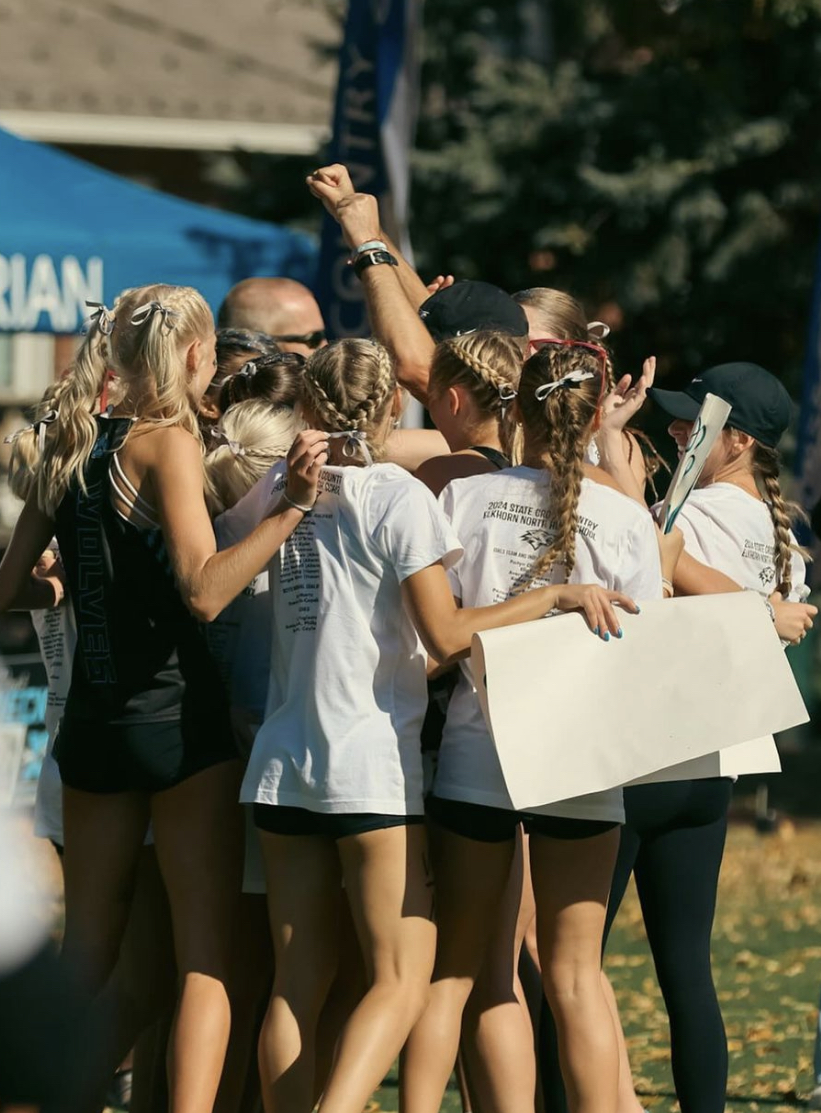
[238,361,258,379]
[208,427,246,457]
[534,369,596,402]
[4,409,59,452]
[85,301,115,336]
[130,301,178,331]
[328,429,373,466]
[498,383,518,417]
[587,320,611,340]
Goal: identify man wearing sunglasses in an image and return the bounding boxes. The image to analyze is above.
[217,277,328,358]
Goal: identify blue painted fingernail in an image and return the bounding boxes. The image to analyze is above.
[635,605,641,614]
[617,628,624,638]
[593,626,600,636]
[603,631,610,642]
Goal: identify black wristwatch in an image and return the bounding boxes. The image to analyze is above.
[353,249,399,278]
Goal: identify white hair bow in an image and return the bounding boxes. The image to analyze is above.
[85,301,115,336]
[131,301,178,331]
[4,409,59,452]
[534,370,596,402]
[328,429,373,466]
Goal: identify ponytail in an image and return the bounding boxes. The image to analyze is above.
[517,344,605,585]
[33,284,211,517]
[753,443,810,596]
[35,319,110,515]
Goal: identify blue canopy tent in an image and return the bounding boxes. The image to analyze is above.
[0,126,317,334]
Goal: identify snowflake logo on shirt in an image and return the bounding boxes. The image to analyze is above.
[520,528,551,551]
[759,566,776,588]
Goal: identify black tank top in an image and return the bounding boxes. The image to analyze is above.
[468,445,509,470]
[54,416,230,727]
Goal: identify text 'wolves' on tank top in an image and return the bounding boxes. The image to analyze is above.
[54,416,229,727]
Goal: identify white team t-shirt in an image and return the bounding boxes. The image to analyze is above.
[239,462,463,815]
[670,483,806,600]
[31,602,76,843]
[434,467,664,820]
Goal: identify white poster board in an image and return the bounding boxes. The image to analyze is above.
[628,735,781,785]
[472,593,806,811]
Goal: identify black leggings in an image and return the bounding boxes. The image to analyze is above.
[539,778,732,1113]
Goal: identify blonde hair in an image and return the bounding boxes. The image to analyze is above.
[751,443,810,597]
[513,288,589,341]
[429,331,523,462]
[204,400,300,515]
[517,343,606,584]
[300,339,396,462]
[35,284,212,516]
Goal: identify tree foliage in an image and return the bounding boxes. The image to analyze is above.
[233,1,821,393]
[412,0,821,390]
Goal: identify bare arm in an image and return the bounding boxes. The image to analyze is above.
[308,169,435,404]
[384,428,450,473]
[149,427,328,622]
[673,550,740,596]
[0,495,63,611]
[379,229,432,310]
[401,563,638,664]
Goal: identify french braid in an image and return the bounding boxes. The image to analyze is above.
[753,443,810,596]
[430,332,523,461]
[517,345,604,586]
[301,339,396,460]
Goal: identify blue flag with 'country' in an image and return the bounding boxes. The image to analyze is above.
[316,0,421,339]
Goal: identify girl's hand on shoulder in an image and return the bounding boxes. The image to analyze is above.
[770,591,817,645]
[549,584,639,640]
[286,430,329,508]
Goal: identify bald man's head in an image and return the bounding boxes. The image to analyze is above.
[218,278,327,356]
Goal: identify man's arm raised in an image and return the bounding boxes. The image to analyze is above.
[308,167,435,405]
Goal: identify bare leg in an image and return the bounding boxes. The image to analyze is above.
[400,825,515,1113]
[94,847,177,1079]
[529,829,620,1113]
[313,895,367,1103]
[461,829,537,1113]
[257,831,342,1113]
[319,824,437,1113]
[214,892,273,1113]
[151,761,244,1113]
[600,972,644,1113]
[61,787,150,991]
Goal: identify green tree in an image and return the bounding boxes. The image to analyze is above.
[412,0,821,391]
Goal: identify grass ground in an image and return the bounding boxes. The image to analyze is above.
[17,811,821,1113]
[372,819,821,1113]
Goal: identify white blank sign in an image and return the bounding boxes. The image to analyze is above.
[472,593,806,811]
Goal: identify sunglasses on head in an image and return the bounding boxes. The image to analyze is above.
[271,329,326,349]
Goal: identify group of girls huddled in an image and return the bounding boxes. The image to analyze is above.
[1,170,816,1113]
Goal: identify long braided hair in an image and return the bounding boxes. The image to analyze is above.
[517,343,606,585]
[752,443,809,596]
[300,339,396,462]
[429,331,523,462]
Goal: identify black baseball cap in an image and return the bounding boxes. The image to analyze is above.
[419,280,528,342]
[650,362,792,449]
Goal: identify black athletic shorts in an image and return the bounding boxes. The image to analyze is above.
[427,795,619,843]
[54,716,239,794]
[253,804,425,840]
